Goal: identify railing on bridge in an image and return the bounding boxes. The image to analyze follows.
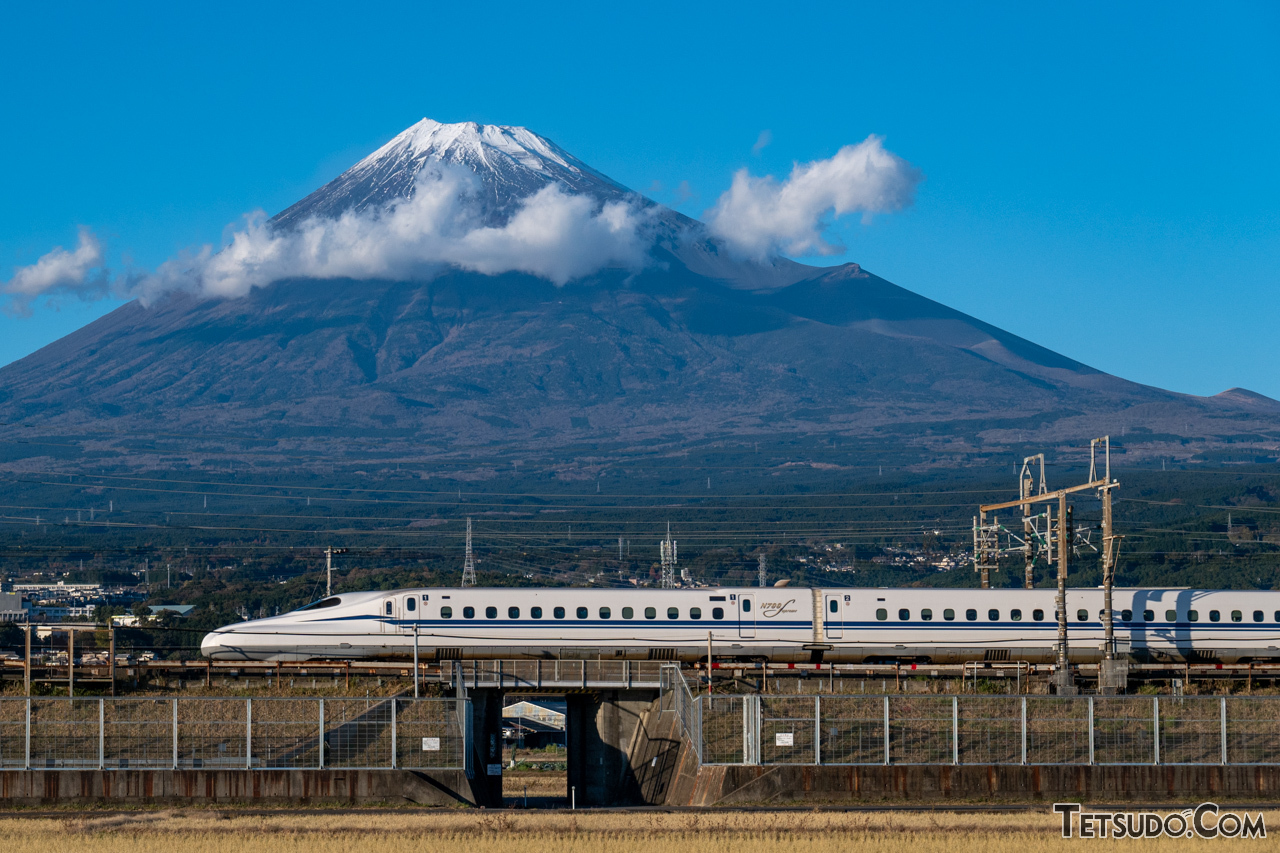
[0,697,469,772]
[444,659,666,690]
[689,694,1280,767]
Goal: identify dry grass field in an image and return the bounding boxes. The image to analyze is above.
[0,809,1271,853]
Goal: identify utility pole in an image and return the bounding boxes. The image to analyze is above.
[1092,437,1126,693]
[324,547,347,597]
[975,439,1117,695]
[461,518,476,587]
[757,553,767,588]
[1020,454,1046,589]
[1054,492,1073,694]
[659,523,677,589]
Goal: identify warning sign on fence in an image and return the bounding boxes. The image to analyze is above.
[775,732,794,746]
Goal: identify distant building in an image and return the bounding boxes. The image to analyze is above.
[147,604,195,616]
[29,604,96,620]
[502,700,566,748]
[0,592,27,622]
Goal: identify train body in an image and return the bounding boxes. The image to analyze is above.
[200,586,1280,665]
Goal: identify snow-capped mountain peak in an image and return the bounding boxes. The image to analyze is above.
[271,118,634,228]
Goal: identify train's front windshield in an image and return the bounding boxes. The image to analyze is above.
[293,597,341,613]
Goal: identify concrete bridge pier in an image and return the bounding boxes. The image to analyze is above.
[565,689,659,807]
[466,689,506,808]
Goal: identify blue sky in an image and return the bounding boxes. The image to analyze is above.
[2,2,1277,397]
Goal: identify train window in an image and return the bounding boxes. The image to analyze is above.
[1254,611,1264,623]
[898,609,910,621]
[509,607,520,619]
[531,606,542,619]
[1209,610,1220,623]
[577,607,588,619]
[485,606,497,619]
[1033,609,1044,621]
[829,600,838,613]
[690,607,702,620]
[921,609,933,621]
[988,609,999,621]
[600,607,611,619]
[298,597,342,612]
[712,607,724,619]
[385,601,393,616]
[1231,611,1242,623]
[440,606,453,619]
[554,607,566,619]
[876,609,888,621]
[1166,610,1177,621]
[1121,610,1132,622]
[1076,609,1088,622]
[463,606,475,619]
[965,609,977,622]
[622,607,634,619]
[1188,610,1199,622]
[743,599,752,613]
[1276,611,1280,622]
[943,609,955,621]
[645,607,657,619]
[406,598,416,613]
[1011,609,1022,622]
[668,607,679,619]
[1143,610,1154,622]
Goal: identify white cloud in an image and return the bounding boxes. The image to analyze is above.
[3,227,108,314]
[704,135,922,261]
[752,129,772,155]
[131,167,654,303]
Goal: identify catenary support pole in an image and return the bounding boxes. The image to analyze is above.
[1054,494,1071,693]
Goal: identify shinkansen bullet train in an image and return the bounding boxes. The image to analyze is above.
[200,586,1280,665]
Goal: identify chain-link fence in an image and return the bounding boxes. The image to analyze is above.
[0,697,468,770]
[692,694,1280,767]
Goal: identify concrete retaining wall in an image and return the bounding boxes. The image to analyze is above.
[679,764,1280,806]
[0,769,477,806]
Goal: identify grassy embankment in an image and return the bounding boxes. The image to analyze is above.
[2,809,1273,852]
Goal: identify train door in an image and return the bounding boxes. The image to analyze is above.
[738,594,756,638]
[401,593,418,635]
[381,596,397,633]
[824,595,844,639]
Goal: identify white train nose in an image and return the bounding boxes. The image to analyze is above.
[201,631,237,660]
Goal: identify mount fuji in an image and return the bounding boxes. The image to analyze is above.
[0,118,1275,476]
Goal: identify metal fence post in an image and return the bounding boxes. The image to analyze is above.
[747,696,757,758]
[1220,697,1228,765]
[245,698,252,770]
[1087,696,1095,765]
[24,697,31,770]
[815,695,821,766]
[172,698,178,770]
[98,698,105,770]
[1153,696,1160,765]
[883,695,890,765]
[952,696,959,765]
[318,698,325,770]
[391,698,398,769]
[1020,696,1027,765]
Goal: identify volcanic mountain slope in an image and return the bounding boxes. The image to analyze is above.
[0,119,1274,471]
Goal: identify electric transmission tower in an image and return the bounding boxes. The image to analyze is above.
[659,522,677,589]
[461,517,476,587]
[757,553,767,587]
